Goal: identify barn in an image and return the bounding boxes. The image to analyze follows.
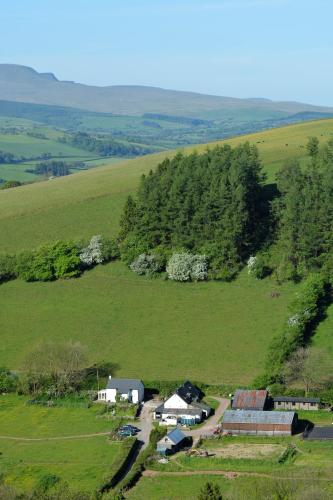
[273,396,320,411]
[222,410,298,436]
[231,390,268,411]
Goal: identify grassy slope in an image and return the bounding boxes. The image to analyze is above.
[0,394,127,492]
[0,119,333,383]
[1,118,333,253]
[0,262,295,383]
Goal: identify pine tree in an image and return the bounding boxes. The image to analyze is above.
[198,482,223,500]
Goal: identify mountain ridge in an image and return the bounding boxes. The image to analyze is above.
[0,64,332,117]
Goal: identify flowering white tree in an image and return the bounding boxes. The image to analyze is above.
[80,235,104,266]
[247,255,265,279]
[166,253,208,282]
[130,253,160,276]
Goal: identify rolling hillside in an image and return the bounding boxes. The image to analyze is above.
[0,119,332,383]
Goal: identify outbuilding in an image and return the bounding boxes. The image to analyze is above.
[222,410,298,436]
[273,396,320,411]
[232,390,268,411]
[156,428,188,455]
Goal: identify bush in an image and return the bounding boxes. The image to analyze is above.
[247,255,266,279]
[119,235,150,265]
[101,237,120,262]
[0,367,18,393]
[0,254,16,283]
[36,473,61,493]
[130,253,162,276]
[16,242,81,282]
[80,235,104,266]
[166,252,208,282]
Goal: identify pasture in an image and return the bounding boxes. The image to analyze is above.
[0,261,295,383]
[1,118,333,253]
[0,394,129,493]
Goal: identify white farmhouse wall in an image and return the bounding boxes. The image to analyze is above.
[97,386,143,404]
[98,388,117,402]
[164,394,188,409]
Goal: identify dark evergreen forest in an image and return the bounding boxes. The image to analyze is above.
[119,139,333,282]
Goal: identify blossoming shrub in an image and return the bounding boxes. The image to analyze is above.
[166,253,208,282]
[80,235,104,266]
[130,253,161,276]
[247,255,266,279]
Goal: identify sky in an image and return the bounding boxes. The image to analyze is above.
[1,0,332,105]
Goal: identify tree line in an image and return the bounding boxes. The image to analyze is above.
[59,132,154,157]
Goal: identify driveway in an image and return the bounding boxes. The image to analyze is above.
[184,397,230,444]
[135,399,159,449]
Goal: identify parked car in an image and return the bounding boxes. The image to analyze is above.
[117,428,136,437]
[119,424,140,433]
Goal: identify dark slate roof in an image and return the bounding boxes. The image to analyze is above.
[106,378,143,392]
[223,410,296,425]
[154,404,203,417]
[176,380,202,404]
[305,426,333,440]
[192,401,211,413]
[167,428,186,445]
[274,396,320,404]
[232,390,268,410]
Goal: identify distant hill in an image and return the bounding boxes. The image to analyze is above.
[1,64,333,118]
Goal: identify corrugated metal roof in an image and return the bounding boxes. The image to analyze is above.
[106,378,143,392]
[274,396,320,403]
[167,428,186,445]
[232,390,268,410]
[223,410,296,425]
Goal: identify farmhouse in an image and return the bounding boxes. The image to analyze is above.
[156,428,188,455]
[273,396,320,411]
[154,380,211,425]
[222,410,298,436]
[232,389,268,411]
[97,376,144,404]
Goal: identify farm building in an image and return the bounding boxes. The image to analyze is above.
[222,410,298,436]
[154,380,211,426]
[97,376,144,404]
[232,389,268,411]
[273,396,320,411]
[156,428,188,455]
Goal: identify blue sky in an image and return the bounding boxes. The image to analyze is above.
[1,0,332,105]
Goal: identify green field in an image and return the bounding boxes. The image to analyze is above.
[0,394,128,493]
[0,128,102,182]
[126,435,333,499]
[1,118,333,253]
[0,262,295,382]
[1,119,333,383]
